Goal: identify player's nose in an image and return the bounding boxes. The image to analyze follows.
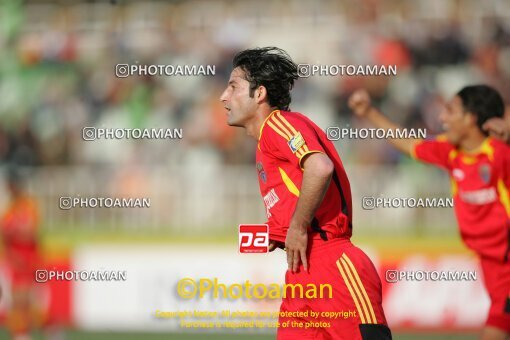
[438,109,448,124]
[219,89,229,103]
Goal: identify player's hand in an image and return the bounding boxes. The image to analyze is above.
[348,89,372,117]
[268,240,278,252]
[483,118,510,143]
[285,226,308,273]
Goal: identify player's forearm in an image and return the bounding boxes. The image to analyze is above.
[365,107,421,156]
[290,154,333,230]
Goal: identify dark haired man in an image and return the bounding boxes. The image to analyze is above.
[221,47,392,339]
[349,85,510,340]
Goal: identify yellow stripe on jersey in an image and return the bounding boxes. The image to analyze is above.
[266,119,305,157]
[460,156,477,165]
[267,116,306,157]
[278,167,300,197]
[275,113,310,157]
[258,110,279,141]
[276,112,298,135]
[270,115,293,139]
[480,138,495,161]
[450,178,458,197]
[270,116,306,158]
[336,260,366,324]
[448,149,458,165]
[497,179,510,217]
[338,257,374,324]
[298,150,325,170]
[461,137,494,161]
[341,254,378,324]
[267,120,290,141]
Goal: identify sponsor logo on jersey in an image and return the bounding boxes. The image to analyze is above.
[288,132,305,153]
[263,188,280,218]
[459,187,497,205]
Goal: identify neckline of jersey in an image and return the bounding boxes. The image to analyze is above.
[258,109,280,141]
[458,137,491,155]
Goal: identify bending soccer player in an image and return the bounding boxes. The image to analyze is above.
[220,47,392,340]
[349,85,510,340]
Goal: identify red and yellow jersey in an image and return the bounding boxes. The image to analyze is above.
[412,136,510,262]
[1,195,40,279]
[256,110,353,243]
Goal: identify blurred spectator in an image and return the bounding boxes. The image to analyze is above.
[1,1,509,167]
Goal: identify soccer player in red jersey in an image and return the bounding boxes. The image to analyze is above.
[1,170,42,339]
[220,47,392,340]
[349,85,510,340]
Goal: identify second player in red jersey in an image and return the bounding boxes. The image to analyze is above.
[413,136,510,262]
[349,85,510,340]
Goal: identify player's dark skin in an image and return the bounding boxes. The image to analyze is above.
[220,67,334,273]
[348,89,510,340]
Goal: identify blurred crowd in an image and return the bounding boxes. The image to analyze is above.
[0,0,509,169]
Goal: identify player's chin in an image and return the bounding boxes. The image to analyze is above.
[226,117,243,127]
[226,116,235,126]
[445,133,460,146]
[226,120,240,127]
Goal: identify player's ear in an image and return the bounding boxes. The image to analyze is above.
[464,112,478,127]
[255,85,268,105]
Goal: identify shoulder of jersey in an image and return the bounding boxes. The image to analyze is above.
[490,137,510,157]
[263,110,311,155]
[430,134,456,149]
[434,134,452,143]
[264,111,308,142]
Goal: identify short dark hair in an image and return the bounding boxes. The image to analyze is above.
[457,85,505,134]
[233,47,298,111]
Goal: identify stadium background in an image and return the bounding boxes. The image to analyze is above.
[0,0,509,338]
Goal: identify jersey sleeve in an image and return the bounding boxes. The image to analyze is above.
[410,135,455,170]
[262,111,325,170]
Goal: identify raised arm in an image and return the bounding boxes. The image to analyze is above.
[348,89,423,156]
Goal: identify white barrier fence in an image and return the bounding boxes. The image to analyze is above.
[2,164,456,236]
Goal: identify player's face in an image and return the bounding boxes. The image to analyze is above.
[439,96,473,145]
[219,67,258,127]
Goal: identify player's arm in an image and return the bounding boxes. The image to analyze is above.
[286,152,333,273]
[483,112,510,144]
[348,89,423,156]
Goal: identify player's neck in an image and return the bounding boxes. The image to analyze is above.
[459,130,487,153]
[246,107,277,140]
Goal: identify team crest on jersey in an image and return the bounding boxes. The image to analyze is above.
[288,132,305,153]
[478,164,491,184]
[256,162,267,183]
